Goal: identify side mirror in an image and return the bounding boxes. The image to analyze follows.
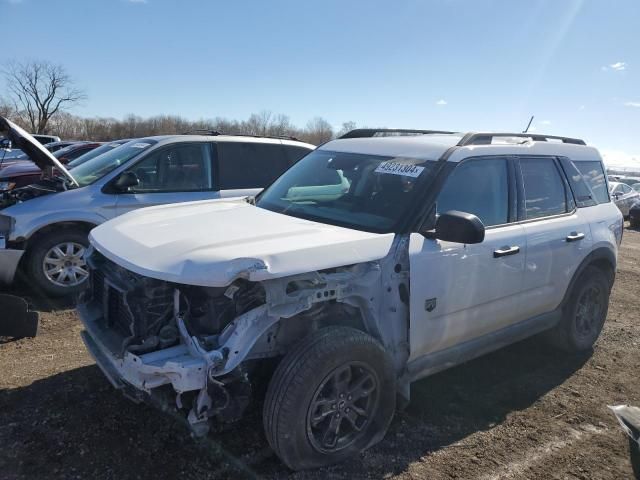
[612,192,621,200]
[113,171,140,191]
[428,210,485,244]
[0,139,11,150]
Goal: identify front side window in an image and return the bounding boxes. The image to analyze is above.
[71,139,157,187]
[520,157,568,219]
[257,149,439,232]
[127,143,213,192]
[218,142,290,189]
[437,157,509,227]
[573,161,609,204]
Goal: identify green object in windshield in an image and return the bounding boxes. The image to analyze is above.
[70,140,157,187]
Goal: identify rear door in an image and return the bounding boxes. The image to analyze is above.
[216,141,292,198]
[408,156,527,360]
[115,142,218,215]
[517,156,593,319]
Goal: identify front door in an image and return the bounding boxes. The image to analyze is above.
[115,142,219,215]
[408,156,527,361]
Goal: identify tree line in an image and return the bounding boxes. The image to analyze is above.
[1,60,355,145]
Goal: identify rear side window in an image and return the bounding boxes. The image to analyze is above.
[284,146,312,166]
[437,157,509,227]
[520,157,567,219]
[218,142,289,189]
[573,161,609,204]
[558,157,597,208]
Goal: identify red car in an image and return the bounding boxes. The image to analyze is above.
[0,142,102,192]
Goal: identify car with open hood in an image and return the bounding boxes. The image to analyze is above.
[0,141,102,193]
[0,117,314,296]
[78,128,623,470]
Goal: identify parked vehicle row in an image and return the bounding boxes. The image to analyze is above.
[0,118,314,295]
[609,181,640,217]
[0,120,630,470]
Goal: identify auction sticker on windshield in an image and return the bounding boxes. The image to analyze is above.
[375,161,425,178]
[131,143,151,149]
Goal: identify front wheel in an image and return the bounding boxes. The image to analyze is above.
[26,229,90,297]
[263,327,396,470]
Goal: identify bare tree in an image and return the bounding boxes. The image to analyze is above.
[4,60,86,134]
[304,117,334,145]
[337,121,357,137]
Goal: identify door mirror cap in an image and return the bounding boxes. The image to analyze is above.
[113,171,140,191]
[427,210,485,244]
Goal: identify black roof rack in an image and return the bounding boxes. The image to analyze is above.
[339,128,456,139]
[182,129,222,136]
[458,132,586,146]
[182,130,300,141]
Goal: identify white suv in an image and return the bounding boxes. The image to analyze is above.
[78,128,623,470]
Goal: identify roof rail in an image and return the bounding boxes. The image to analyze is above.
[339,128,456,139]
[182,129,222,136]
[228,133,301,142]
[458,132,586,146]
[182,130,301,141]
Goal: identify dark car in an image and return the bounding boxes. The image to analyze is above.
[0,142,102,192]
[630,203,640,228]
[44,141,79,153]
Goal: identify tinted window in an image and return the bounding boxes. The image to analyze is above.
[521,157,567,219]
[437,157,509,227]
[621,184,632,194]
[573,161,609,204]
[218,142,289,189]
[127,143,213,192]
[284,145,312,166]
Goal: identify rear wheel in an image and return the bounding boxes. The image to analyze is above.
[26,229,90,297]
[263,327,396,470]
[546,266,610,352]
[631,217,640,229]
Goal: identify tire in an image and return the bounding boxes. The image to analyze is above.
[631,218,640,229]
[263,326,396,470]
[546,266,610,352]
[26,229,90,297]
[631,437,640,480]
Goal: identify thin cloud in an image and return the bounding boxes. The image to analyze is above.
[603,62,627,72]
[624,101,640,108]
[539,120,551,125]
[435,99,447,106]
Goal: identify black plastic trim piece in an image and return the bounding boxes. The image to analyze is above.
[339,128,456,139]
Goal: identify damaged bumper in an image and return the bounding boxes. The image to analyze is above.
[78,302,207,395]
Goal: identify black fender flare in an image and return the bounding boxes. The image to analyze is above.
[560,247,616,309]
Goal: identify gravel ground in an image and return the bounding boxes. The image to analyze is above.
[1,225,639,479]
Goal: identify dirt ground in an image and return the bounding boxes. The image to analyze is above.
[1,226,639,480]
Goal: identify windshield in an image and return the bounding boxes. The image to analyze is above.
[67,142,126,169]
[53,144,86,158]
[256,149,438,233]
[70,139,157,187]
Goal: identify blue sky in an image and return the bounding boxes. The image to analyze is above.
[2,0,639,164]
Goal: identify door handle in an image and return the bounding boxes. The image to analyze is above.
[493,246,520,258]
[566,232,585,243]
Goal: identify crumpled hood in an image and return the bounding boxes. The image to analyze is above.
[0,117,77,186]
[89,199,395,286]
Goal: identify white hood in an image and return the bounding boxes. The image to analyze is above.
[89,199,395,286]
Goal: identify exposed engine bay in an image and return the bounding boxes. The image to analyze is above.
[0,177,69,209]
[81,236,411,436]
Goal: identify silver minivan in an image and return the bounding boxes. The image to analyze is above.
[0,118,314,296]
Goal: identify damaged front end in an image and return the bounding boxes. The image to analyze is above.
[79,237,410,437]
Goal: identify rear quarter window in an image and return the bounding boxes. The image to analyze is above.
[572,160,609,204]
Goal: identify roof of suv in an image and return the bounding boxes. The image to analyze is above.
[322,130,602,163]
[139,134,315,150]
